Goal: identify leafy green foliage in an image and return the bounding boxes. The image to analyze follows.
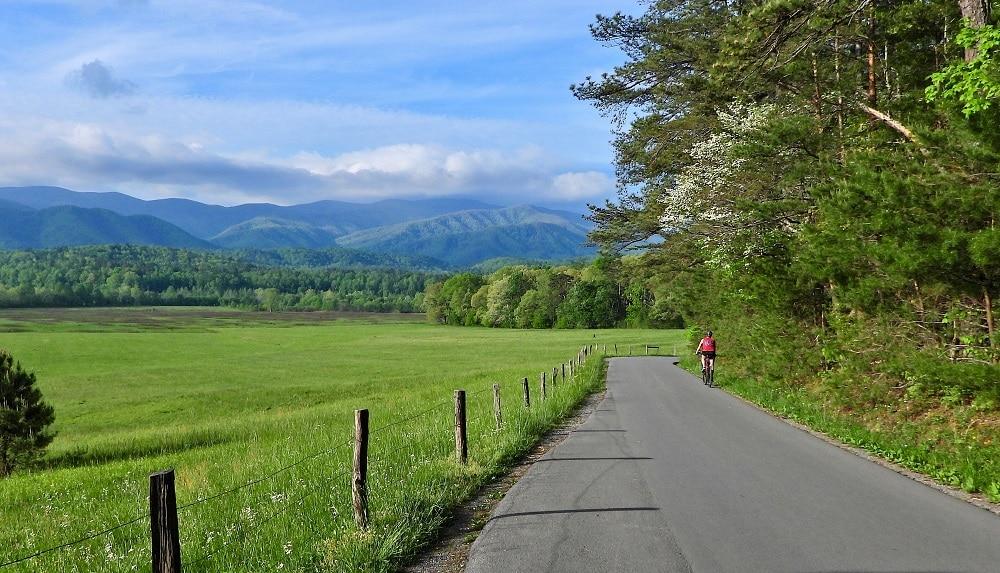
[230,247,447,272]
[927,24,1000,116]
[0,245,436,312]
[0,350,54,477]
[425,256,683,329]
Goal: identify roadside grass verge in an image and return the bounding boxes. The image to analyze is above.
[321,351,612,572]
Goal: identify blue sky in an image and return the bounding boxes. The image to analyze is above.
[0,0,636,209]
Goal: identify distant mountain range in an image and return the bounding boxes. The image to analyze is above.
[0,186,594,267]
[0,205,212,250]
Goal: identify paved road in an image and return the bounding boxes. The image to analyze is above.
[465,357,1000,573]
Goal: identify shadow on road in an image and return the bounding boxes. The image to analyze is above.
[571,429,626,432]
[488,507,660,522]
[533,456,652,462]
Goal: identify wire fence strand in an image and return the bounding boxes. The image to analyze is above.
[177,437,353,512]
[5,346,612,571]
[368,396,453,436]
[181,466,353,569]
[0,512,148,568]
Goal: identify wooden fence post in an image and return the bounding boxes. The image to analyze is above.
[562,363,566,381]
[569,360,574,379]
[454,390,467,464]
[552,367,558,388]
[150,469,182,573]
[492,384,502,429]
[353,409,370,529]
[614,343,618,354]
[522,377,530,407]
[540,371,547,400]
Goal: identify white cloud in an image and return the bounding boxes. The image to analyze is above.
[0,120,609,206]
[551,171,614,201]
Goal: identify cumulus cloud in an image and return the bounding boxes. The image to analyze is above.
[0,121,609,206]
[67,60,136,98]
[551,171,614,201]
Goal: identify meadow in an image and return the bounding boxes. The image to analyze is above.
[0,308,682,572]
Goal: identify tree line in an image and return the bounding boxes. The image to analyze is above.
[0,245,435,312]
[423,256,683,328]
[573,2,998,402]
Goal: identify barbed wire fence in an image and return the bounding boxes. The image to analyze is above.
[1,342,659,572]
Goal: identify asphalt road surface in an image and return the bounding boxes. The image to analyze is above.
[465,357,1000,573]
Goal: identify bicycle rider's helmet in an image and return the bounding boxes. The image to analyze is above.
[707,330,713,337]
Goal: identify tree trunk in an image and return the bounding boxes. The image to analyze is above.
[959,0,992,61]
[986,287,997,361]
[812,52,822,124]
[867,9,878,106]
[835,34,845,163]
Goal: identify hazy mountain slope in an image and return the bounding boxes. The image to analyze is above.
[211,217,339,249]
[0,198,33,212]
[337,205,590,250]
[346,222,594,267]
[0,187,594,264]
[0,186,498,239]
[0,205,213,249]
[335,205,593,266]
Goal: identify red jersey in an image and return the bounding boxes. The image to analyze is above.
[699,337,716,352]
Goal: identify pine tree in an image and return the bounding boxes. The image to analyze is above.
[0,350,55,477]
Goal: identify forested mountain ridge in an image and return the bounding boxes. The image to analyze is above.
[0,187,592,265]
[571,1,1000,496]
[0,186,496,239]
[210,217,341,249]
[0,204,212,249]
[336,205,595,265]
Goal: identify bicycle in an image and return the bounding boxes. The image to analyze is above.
[698,352,715,388]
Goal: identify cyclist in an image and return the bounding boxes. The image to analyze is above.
[696,331,716,377]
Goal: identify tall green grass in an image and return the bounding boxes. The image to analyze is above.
[0,316,682,572]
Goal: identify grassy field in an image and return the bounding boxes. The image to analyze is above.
[0,308,682,572]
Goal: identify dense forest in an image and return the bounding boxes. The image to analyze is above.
[424,256,683,328]
[0,246,434,312]
[572,2,998,403]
